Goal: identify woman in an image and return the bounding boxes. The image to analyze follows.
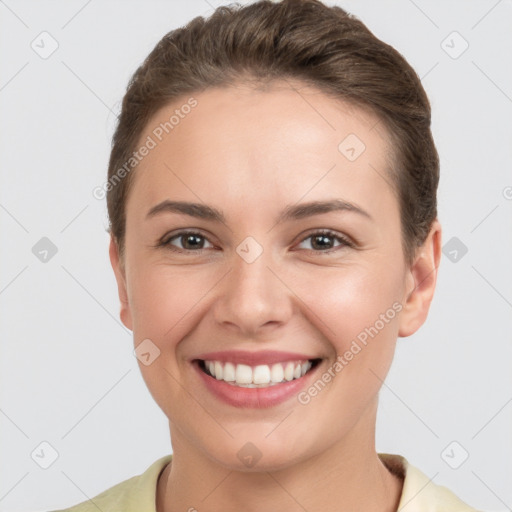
[54,0,480,510]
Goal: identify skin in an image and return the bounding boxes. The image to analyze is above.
[109,79,442,512]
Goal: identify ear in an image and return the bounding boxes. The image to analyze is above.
[398,220,442,337]
[109,235,133,331]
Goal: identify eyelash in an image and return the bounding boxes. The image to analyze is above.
[157,229,354,255]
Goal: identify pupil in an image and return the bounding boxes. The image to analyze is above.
[313,235,332,250]
[183,234,203,249]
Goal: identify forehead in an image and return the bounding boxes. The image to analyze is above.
[127,80,396,221]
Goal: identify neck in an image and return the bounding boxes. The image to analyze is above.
[157,399,403,512]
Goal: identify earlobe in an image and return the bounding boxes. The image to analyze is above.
[109,235,133,331]
[398,220,442,338]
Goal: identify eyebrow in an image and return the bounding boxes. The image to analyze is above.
[146,199,372,223]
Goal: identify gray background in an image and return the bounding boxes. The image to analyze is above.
[1,1,511,511]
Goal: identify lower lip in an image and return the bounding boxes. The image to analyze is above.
[193,361,319,408]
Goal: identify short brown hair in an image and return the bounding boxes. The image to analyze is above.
[106,0,439,267]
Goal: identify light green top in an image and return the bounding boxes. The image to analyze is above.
[50,453,481,511]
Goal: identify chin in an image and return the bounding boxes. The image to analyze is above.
[198,433,315,474]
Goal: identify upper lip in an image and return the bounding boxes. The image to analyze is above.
[192,350,320,366]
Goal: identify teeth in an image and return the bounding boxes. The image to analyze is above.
[214,361,223,380]
[284,362,295,381]
[235,364,252,384]
[253,365,271,384]
[202,359,314,387]
[223,362,235,382]
[270,363,284,383]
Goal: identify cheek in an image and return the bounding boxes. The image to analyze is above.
[288,265,403,433]
[294,261,404,348]
[291,260,404,410]
[127,266,213,414]
[128,264,209,342]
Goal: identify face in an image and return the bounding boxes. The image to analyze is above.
[110,80,441,471]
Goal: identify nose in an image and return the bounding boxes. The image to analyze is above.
[212,245,294,337]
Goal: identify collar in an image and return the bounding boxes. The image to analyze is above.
[129,453,479,511]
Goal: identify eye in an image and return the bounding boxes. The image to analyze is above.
[296,229,353,253]
[160,231,215,252]
[157,229,354,254]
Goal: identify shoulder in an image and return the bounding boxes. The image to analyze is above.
[49,455,172,512]
[379,453,482,512]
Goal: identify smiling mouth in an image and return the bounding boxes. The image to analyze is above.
[196,358,322,388]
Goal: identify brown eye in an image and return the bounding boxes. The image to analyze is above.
[297,230,353,253]
[163,231,214,251]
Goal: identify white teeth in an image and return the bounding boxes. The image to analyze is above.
[270,363,284,383]
[223,362,235,382]
[214,361,223,380]
[284,362,295,381]
[301,361,312,376]
[203,359,315,387]
[235,364,253,384]
[253,365,271,384]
